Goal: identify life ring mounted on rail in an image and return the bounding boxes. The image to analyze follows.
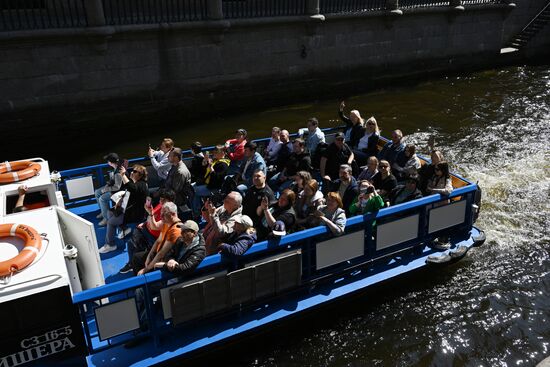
[0,161,42,184]
[0,224,43,277]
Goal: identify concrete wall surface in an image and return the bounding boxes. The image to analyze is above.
[0,1,548,128]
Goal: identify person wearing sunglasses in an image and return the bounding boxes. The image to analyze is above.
[373,160,397,201]
[353,116,381,167]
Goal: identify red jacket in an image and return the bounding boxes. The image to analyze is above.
[225,139,247,161]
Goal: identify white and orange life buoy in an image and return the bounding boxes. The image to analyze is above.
[0,224,42,277]
[0,161,41,184]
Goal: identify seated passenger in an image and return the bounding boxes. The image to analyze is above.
[273,129,293,174]
[264,127,283,166]
[95,153,124,226]
[201,191,243,255]
[155,220,206,277]
[338,100,367,149]
[99,165,148,254]
[320,132,355,183]
[328,164,359,216]
[225,128,248,174]
[373,160,397,201]
[164,148,192,208]
[357,156,380,182]
[298,117,326,154]
[349,181,384,216]
[392,144,421,182]
[389,175,423,206]
[313,192,347,236]
[294,179,325,229]
[236,142,267,194]
[353,116,380,167]
[218,215,257,257]
[269,138,312,193]
[119,188,175,274]
[426,162,453,196]
[192,146,230,214]
[189,142,206,184]
[148,138,174,186]
[418,149,444,195]
[289,170,313,195]
[378,129,406,166]
[131,201,182,275]
[242,170,276,229]
[258,189,297,240]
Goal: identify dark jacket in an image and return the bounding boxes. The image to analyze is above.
[164,233,206,276]
[243,184,277,228]
[329,177,359,216]
[360,133,380,158]
[378,141,406,166]
[322,142,353,180]
[206,159,230,190]
[122,180,148,224]
[373,174,398,197]
[190,155,206,184]
[339,110,367,149]
[284,151,313,176]
[389,185,423,206]
[219,231,257,256]
[275,142,293,172]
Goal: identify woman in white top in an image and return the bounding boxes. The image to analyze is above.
[353,117,380,167]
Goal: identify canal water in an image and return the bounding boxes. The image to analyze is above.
[7,64,550,365]
[189,65,547,366]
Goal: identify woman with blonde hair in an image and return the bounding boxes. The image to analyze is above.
[339,100,367,149]
[354,116,381,166]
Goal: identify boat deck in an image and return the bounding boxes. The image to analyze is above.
[70,203,134,284]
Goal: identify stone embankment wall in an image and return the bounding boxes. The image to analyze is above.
[0,0,548,127]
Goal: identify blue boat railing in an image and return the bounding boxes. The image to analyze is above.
[58,126,344,209]
[72,184,477,356]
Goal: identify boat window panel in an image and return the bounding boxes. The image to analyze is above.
[4,189,51,215]
[277,251,302,291]
[94,298,140,341]
[229,267,255,305]
[315,231,365,270]
[162,271,226,320]
[65,176,95,200]
[376,214,419,251]
[428,200,467,234]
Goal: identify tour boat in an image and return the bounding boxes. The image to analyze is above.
[0,127,485,367]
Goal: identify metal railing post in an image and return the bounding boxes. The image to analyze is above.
[306,0,320,15]
[83,0,106,26]
[207,0,223,20]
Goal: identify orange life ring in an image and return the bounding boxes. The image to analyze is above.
[0,161,41,184]
[0,224,42,277]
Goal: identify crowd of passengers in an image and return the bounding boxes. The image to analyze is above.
[93,101,454,277]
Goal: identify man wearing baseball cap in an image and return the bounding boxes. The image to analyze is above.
[155,220,206,276]
[218,214,257,256]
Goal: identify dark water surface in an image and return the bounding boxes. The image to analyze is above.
[8,65,550,366]
[190,66,547,366]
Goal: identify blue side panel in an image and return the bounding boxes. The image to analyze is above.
[86,228,481,367]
